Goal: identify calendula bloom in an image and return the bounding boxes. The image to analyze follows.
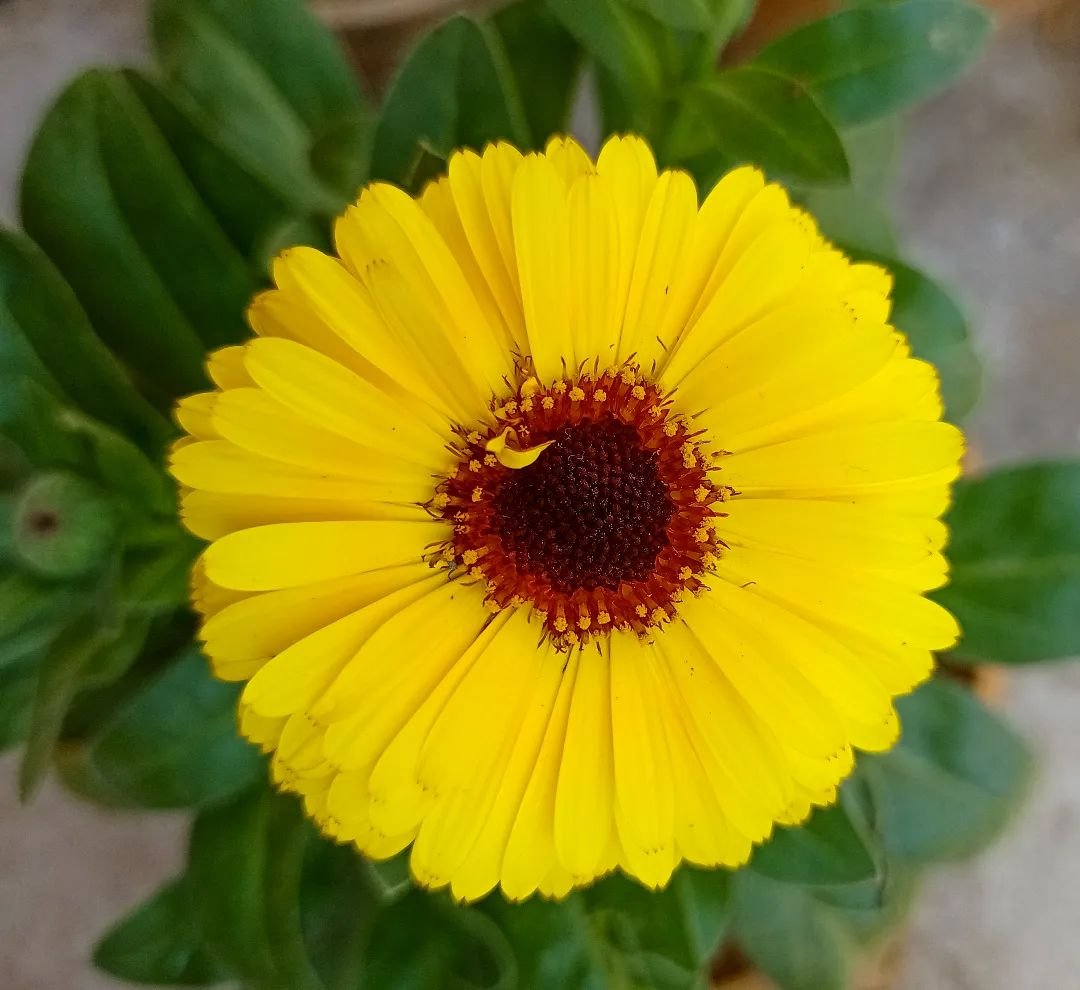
[172,134,962,902]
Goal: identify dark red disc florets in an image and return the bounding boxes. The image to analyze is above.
[426,363,731,649]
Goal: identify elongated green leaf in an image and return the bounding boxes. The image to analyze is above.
[547,0,663,110]
[670,68,850,185]
[93,876,230,986]
[126,71,302,264]
[364,853,413,905]
[188,788,281,984]
[19,608,120,801]
[0,232,170,454]
[863,679,1032,862]
[170,0,369,162]
[620,0,712,30]
[732,871,853,990]
[494,0,583,147]
[20,72,255,401]
[301,840,373,990]
[153,0,366,211]
[189,788,330,989]
[756,0,992,126]
[0,655,39,751]
[936,462,1080,663]
[371,16,530,187]
[751,803,878,886]
[60,649,262,808]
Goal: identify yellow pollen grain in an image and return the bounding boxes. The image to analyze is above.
[634,604,648,618]
[569,386,586,402]
[510,595,525,607]
[648,405,662,418]
[597,611,611,625]
[664,422,679,437]
[432,493,449,508]
[695,486,710,503]
[442,547,456,562]
[468,459,481,472]
[566,631,580,646]
[541,396,555,410]
[621,369,636,385]
[467,431,483,445]
[578,614,592,630]
[593,389,607,402]
[469,566,485,580]
[484,453,497,467]
[695,526,711,543]
[505,401,519,414]
[679,566,693,581]
[553,380,567,394]
[521,397,534,412]
[486,598,502,613]
[631,385,646,400]
[651,607,668,624]
[471,487,484,502]
[554,616,569,632]
[462,550,479,566]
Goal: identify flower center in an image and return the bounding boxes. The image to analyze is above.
[427,363,732,649]
[491,418,674,594]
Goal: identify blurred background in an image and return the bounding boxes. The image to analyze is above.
[1,0,1078,987]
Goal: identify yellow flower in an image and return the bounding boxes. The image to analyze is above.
[171,134,963,903]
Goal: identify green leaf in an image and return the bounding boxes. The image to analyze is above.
[862,679,1033,862]
[0,656,39,751]
[364,852,413,904]
[371,15,530,187]
[482,896,604,990]
[0,231,170,455]
[93,876,230,986]
[126,70,304,264]
[20,70,255,400]
[494,0,583,146]
[301,840,373,990]
[58,648,262,809]
[152,0,367,212]
[588,869,732,982]
[751,803,878,886]
[56,410,177,516]
[669,68,850,186]
[174,0,367,133]
[360,892,514,990]
[732,871,853,990]
[620,0,712,30]
[19,607,121,801]
[935,462,1080,662]
[755,0,993,126]
[188,788,282,985]
[547,0,664,112]
[800,187,898,255]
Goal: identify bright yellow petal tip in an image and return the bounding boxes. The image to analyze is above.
[171,133,963,903]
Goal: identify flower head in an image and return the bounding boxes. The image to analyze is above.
[171,134,962,902]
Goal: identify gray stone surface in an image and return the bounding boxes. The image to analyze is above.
[0,3,1078,988]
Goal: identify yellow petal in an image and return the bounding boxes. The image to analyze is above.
[202,519,447,591]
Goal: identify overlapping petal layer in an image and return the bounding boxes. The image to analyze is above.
[173,134,962,902]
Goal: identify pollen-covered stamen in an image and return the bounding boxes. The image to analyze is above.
[427,363,732,649]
